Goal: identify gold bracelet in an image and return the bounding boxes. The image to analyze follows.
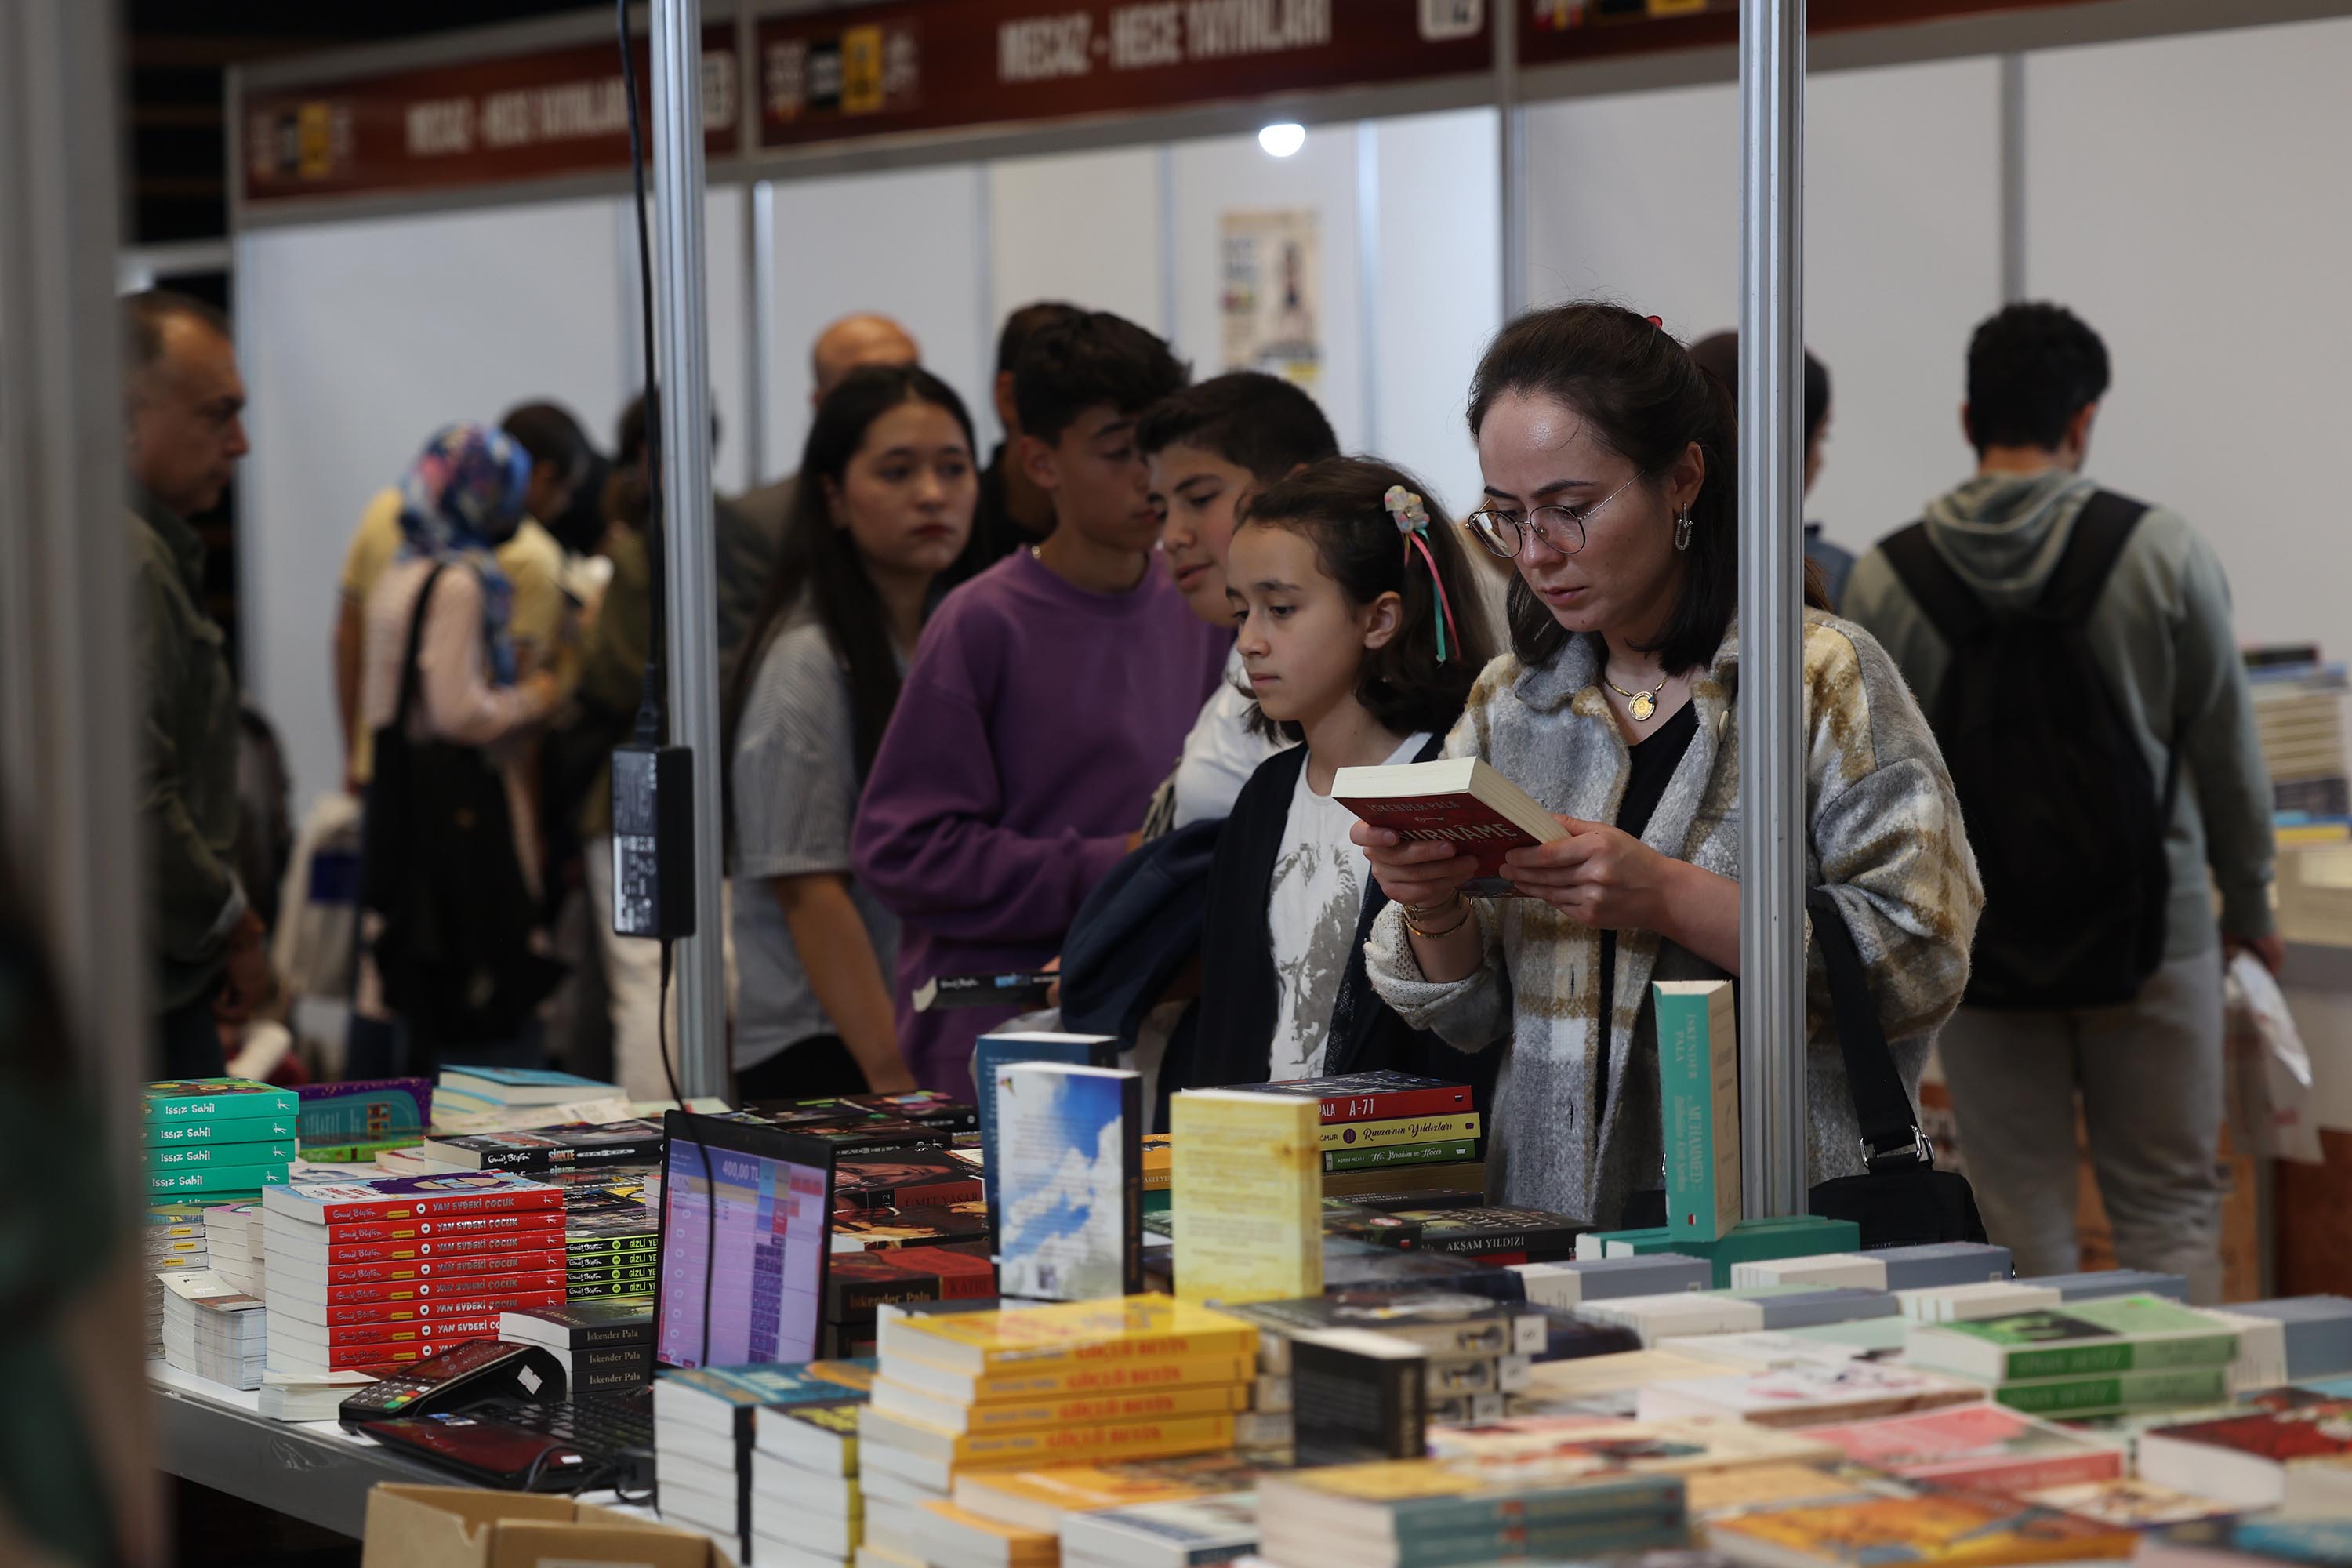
[1404,893,1472,938]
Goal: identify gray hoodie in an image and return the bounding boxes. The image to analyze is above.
[1843,470,2276,960]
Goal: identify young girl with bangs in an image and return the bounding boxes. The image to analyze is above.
[1177,457,1501,1102]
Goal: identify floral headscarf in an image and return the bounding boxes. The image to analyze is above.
[396,423,532,686]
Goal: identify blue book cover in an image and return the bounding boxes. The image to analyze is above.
[992,1062,1142,1301]
[971,1030,1117,1219]
[656,1359,874,1411]
[297,1077,433,1141]
[2231,1295,2352,1381]
[2017,1269,2189,1303]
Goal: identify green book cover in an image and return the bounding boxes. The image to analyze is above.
[1911,1295,2239,1381]
[1654,980,1739,1242]
[142,1160,290,1196]
[1598,1215,1860,1287]
[140,1077,299,1123]
[1993,1363,2230,1417]
[142,1112,296,1146]
[1326,1139,1479,1172]
[144,1139,298,1168]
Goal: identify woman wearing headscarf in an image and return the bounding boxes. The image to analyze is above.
[354,424,561,1070]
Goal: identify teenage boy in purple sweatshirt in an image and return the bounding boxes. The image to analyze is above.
[852,312,1229,1093]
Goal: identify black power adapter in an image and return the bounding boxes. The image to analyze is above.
[609,742,695,941]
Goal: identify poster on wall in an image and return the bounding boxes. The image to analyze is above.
[1221,211,1323,390]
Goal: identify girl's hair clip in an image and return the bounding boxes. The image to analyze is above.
[1383,484,1431,534]
[1646,314,1664,328]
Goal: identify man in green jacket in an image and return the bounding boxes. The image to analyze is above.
[1844,302,2280,1303]
[123,291,271,1076]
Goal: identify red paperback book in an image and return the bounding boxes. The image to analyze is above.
[1249,1073,1476,1124]
[278,1244,570,1279]
[277,1269,572,1306]
[274,1210,567,1245]
[1331,754,1566,887]
[278,1290,571,1329]
[262,1172,564,1225]
[274,1228,569,1265]
[267,1315,508,1353]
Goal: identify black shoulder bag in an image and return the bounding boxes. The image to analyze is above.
[1800,887,1987,1248]
[1621,891,1985,1248]
[361,564,565,1048]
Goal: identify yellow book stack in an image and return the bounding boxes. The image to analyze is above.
[857,1294,1261,1563]
[1170,1090,1323,1306]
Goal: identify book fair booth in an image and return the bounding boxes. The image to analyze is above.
[2,0,2351,1562]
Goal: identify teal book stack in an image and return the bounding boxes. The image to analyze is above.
[142,1077,299,1198]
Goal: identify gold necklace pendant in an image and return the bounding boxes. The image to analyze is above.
[1629,690,1656,722]
[1605,668,1671,723]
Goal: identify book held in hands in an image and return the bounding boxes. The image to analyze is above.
[1330,755,1567,894]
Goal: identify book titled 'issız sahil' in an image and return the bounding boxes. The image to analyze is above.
[993,1062,1144,1301]
[1331,756,1566,896]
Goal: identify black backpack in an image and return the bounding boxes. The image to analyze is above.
[1881,491,2178,1010]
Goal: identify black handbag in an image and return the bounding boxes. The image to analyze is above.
[1621,889,1986,1249]
[360,563,565,1049]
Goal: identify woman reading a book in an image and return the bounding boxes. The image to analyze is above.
[1356,303,1982,1228]
[725,365,979,1101]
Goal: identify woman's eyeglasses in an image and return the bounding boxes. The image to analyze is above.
[1463,474,1642,559]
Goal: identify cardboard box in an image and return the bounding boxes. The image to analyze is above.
[361,1485,735,1568]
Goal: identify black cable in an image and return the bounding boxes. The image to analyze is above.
[618,0,667,746]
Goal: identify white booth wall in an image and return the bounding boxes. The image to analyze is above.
[238,187,749,815]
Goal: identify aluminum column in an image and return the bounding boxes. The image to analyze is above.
[649,0,729,1099]
[1738,0,1810,1218]
[1495,0,1529,318]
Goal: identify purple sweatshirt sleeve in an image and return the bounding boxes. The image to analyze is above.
[851,610,1130,946]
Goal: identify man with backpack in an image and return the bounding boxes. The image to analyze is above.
[1843,302,2279,1303]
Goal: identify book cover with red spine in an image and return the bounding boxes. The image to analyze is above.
[274,1269,571,1306]
[269,1231,570,1268]
[278,1290,571,1328]
[273,1209,566,1245]
[832,1151,988,1212]
[262,1171,563,1225]
[1246,1072,1475,1125]
[267,1315,509,1353]
[1330,789,1537,882]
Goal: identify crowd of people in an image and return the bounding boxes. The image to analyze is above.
[120,285,2281,1300]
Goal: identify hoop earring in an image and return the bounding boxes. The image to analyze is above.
[1673,508,1694,551]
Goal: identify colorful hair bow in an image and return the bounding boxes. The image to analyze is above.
[1383,484,1461,665]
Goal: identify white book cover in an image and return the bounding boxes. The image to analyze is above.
[1897,1282,2063,1323]
[993,1062,1142,1302]
[1731,1254,1884,1290]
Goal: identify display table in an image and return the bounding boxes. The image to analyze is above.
[147,1363,661,1541]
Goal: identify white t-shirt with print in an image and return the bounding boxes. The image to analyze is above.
[1265,731,1432,1082]
[1171,645,1288,829]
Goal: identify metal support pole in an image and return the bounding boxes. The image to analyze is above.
[649,0,729,1099]
[1737,0,1810,1218]
[1495,0,1529,318]
[1355,121,1384,456]
[1998,54,2027,304]
[746,180,776,485]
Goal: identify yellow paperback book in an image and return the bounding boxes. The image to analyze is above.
[872,1373,1250,1435]
[1171,1090,1322,1305]
[862,1405,1238,1468]
[880,1349,1258,1407]
[877,1293,1258,1374]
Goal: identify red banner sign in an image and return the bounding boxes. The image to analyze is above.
[755,0,1492,151]
[242,27,739,206]
[1521,0,2093,67]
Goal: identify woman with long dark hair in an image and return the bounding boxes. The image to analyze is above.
[727,365,979,1100]
[1356,303,1983,1227]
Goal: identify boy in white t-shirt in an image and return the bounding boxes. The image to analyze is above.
[1137,372,1341,830]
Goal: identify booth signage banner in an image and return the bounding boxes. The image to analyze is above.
[1522,0,2096,65]
[756,0,1492,151]
[242,26,739,205]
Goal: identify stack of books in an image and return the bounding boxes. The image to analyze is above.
[2247,655,2350,819]
[408,1116,667,1175]
[823,1245,996,1359]
[160,1269,267,1390]
[650,1359,873,1568]
[204,1201,266,1296]
[142,1077,298,1201]
[499,1298,655,1392]
[1896,1281,2063,1323]
[858,1296,1258,1561]
[1797,1405,2126,1494]
[751,1382,873,1568]
[780,1091,978,1135]
[1254,1450,1687,1566]
[1247,1073,1485,1201]
[1704,1481,2137,1565]
[2136,1396,2352,1515]
[948,1455,1260,1563]
[144,1202,212,1356]
[293,1077,433,1162]
[260,1170,566,1374]
[1573,1283,1900,1347]
[428,1066,625,1134]
[1511,1253,1714,1307]
[1729,1243,2013,1292]
[1635,1359,1985,1428]
[1902,1295,2241,1418]
[1328,1203,1590,1265]
[256,1368,379,1422]
[561,1180,662,1301]
[1059,1490,1258,1568]
[1577,1215,1864,1288]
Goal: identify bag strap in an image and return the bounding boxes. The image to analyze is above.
[2037,489,2151,622]
[394,563,450,731]
[1805,886,1933,1171]
[1878,521,1991,648]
